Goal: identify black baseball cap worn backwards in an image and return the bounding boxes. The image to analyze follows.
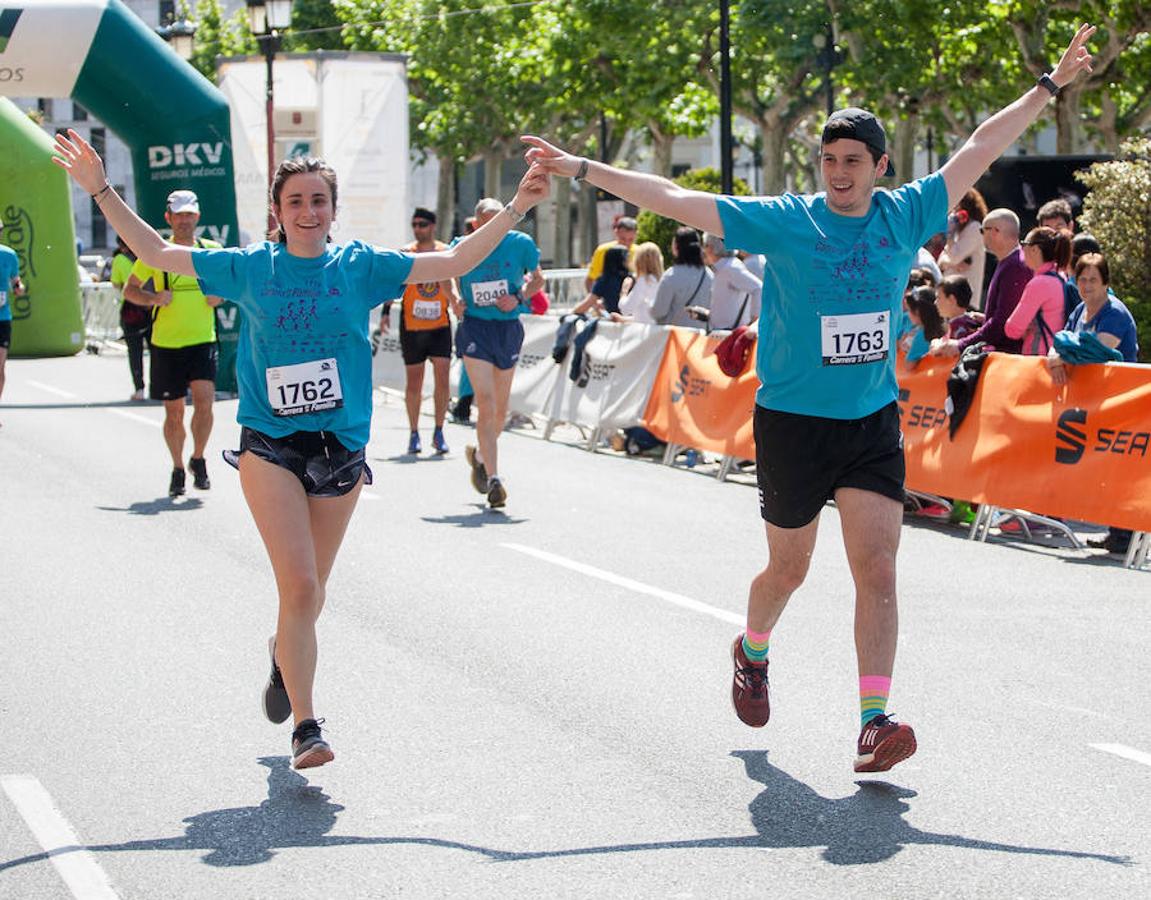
[822,108,896,178]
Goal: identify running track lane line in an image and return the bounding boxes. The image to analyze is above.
[26,380,78,399]
[502,543,743,626]
[1,775,120,899]
[25,379,161,429]
[1090,743,1151,767]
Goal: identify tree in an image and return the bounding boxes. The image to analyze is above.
[1077,138,1151,359]
[187,0,255,83]
[636,167,751,266]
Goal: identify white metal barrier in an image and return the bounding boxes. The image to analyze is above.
[79,282,122,351]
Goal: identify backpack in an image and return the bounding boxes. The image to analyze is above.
[1041,270,1081,326]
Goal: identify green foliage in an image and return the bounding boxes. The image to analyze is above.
[1078,138,1151,359]
[636,168,750,266]
[188,0,255,83]
[284,0,345,51]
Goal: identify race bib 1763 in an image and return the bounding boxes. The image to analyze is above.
[821,311,889,366]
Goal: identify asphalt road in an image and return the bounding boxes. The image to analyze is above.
[1,350,1149,900]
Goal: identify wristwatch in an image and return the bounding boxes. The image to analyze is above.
[1037,73,1060,97]
[503,201,527,224]
[574,158,589,181]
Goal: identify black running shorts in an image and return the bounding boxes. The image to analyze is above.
[0,320,10,350]
[754,401,905,528]
[400,324,452,366]
[224,427,372,498]
[150,341,217,401]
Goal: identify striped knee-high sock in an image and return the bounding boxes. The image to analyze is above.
[741,628,771,663]
[859,675,891,727]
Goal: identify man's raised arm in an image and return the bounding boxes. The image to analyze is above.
[523,136,724,237]
[940,24,1095,210]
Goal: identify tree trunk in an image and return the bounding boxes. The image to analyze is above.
[578,183,598,267]
[483,149,502,199]
[1055,89,1082,154]
[891,115,916,183]
[650,124,674,178]
[1098,91,1120,154]
[435,154,456,241]
[553,174,572,268]
[759,119,789,196]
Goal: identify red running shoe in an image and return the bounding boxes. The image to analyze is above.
[731,636,770,727]
[854,714,917,773]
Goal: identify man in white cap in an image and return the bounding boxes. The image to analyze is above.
[123,189,223,497]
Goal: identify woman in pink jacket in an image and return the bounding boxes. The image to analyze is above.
[1005,226,1071,355]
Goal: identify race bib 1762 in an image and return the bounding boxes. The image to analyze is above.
[266,358,344,416]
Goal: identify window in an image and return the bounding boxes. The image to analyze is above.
[159,0,175,24]
[73,102,88,122]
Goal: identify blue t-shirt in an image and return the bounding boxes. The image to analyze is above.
[457,231,540,321]
[0,244,20,323]
[194,240,413,449]
[905,327,931,364]
[717,172,949,418]
[1067,296,1139,363]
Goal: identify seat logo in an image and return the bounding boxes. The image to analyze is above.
[1055,408,1088,465]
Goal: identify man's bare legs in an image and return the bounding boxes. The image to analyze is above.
[463,356,514,478]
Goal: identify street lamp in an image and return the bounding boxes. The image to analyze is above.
[246,0,294,234]
[156,16,197,62]
[719,0,733,194]
[812,23,838,117]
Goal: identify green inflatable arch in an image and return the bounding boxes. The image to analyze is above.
[0,0,239,376]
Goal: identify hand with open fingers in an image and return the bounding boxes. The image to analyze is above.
[1051,23,1095,88]
[521,136,580,178]
[51,128,108,195]
[511,162,550,212]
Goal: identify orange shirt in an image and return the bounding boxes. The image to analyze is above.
[401,240,452,331]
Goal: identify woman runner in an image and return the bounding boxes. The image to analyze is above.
[53,130,549,769]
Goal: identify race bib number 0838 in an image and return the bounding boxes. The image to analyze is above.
[821,311,889,366]
[266,358,344,417]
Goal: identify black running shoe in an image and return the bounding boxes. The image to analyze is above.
[189,456,210,490]
[169,467,186,498]
[291,718,334,770]
[262,636,291,724]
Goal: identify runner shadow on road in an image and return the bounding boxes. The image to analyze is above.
[96,497,204,516]
[0,753,1130,872]
[421,508,528,528]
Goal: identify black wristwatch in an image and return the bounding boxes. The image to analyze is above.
[1037,73,1060,97]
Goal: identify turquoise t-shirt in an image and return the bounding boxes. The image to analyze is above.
[0,244,20,323]
[457,231,540,321]
[194,240,413,449]
[717,172,948,419]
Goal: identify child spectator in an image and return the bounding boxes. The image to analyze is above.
[573,245,630,316]
[901,285,946,369]
[616,241,664,324]
[935,274,983,341]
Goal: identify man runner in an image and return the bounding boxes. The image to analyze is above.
[525,24,1094,772]
[384,207,461,455]
[123,189,223,497]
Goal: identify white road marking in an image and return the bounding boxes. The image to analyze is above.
[26,380,78,399]
[503,543,743,626]
[1090,743,1151,767]
[1,775,120,899]
[106,408,161,428]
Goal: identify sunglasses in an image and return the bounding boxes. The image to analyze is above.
[411,220,432,228]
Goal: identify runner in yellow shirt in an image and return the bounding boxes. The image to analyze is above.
[123,190,223,497]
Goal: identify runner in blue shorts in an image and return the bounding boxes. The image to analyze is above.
[456,197,544,509]
[54,131,550,770]
[525,23,1095,773]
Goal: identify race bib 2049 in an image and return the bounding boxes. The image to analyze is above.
[471,279,509,307]
[821,311,889,366]
[266,358,344,416]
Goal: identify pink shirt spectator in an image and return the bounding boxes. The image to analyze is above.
[1005,261,1064,355]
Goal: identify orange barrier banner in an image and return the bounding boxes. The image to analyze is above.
[642,327,758,459]
[900,353,1151,532]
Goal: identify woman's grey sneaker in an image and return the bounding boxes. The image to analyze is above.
[291,718,334,770]
[262,636,292,724]
[168,467,186,498]
[465,444,489,494]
